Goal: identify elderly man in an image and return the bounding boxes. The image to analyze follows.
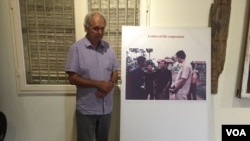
[65,11,119,141]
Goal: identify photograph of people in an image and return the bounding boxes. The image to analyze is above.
[125,48,206,100]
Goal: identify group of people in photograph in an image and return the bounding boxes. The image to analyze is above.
[126,50,201,100]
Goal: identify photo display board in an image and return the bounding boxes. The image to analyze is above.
[120,26,212,141]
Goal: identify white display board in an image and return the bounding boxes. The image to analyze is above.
[120,26,212,141]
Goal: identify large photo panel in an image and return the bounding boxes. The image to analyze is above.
[120,26,212,141]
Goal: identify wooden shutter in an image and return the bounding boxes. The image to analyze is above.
[19,0,75,84]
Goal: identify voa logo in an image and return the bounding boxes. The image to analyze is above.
[226,129,246,136]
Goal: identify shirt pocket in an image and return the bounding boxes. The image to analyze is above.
[78,53,92,77]
[102,56,113,71]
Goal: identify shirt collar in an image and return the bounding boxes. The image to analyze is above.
[83,37,107,54]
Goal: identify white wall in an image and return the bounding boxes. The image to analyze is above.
[0,0,250,141]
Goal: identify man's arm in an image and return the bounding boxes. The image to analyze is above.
[96,70,119,98]
[170,78,187,93]
[109,70,119,85]
[163,81,171,93]
[163,71,172,93]
[67,71,113,94]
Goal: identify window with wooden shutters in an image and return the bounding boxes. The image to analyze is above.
[14,0,140,93]
[19,0,75,84]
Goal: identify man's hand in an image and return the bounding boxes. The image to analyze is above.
[96,90,107,98]
[96,81,114,98]
[97,81,114,93]
[169,86,177,94]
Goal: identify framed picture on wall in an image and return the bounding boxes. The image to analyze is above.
[239,18,250,98]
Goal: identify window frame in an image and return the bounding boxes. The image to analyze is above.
[11,0,88,94]
[11,0,144,94]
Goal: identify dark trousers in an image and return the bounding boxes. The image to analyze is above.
[76,110,111,141]
[188,84,197,100]
[146,88,154,100]
[156,91,169,100]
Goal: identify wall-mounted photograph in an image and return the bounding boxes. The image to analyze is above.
[122,26,211,101]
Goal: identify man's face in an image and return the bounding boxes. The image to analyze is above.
[176,56,182,63]
[146,64,153,71]
[158,61,166,69]
[86,14,105,44]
